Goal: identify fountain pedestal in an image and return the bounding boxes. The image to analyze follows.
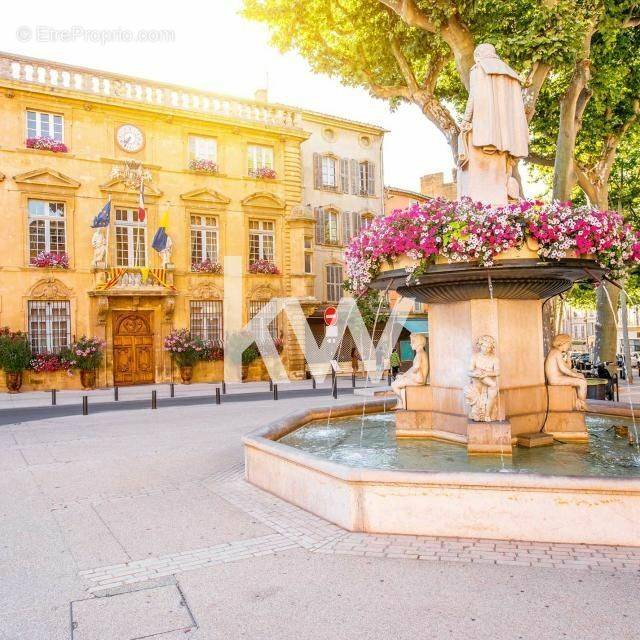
[378,260,594,450]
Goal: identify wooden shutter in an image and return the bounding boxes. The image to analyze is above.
[314,206,325,244]
[350,159,359,195]
[352,211,362,237]
[367,162,376,196]
[342,211,351,245]
[313,153,322,189]
[340,158,349,193]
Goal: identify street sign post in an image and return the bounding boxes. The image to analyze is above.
[324,306,337,326]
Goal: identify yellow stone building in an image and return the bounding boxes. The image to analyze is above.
[0,52,319,389]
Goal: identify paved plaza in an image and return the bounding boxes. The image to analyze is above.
[1,387,639,639]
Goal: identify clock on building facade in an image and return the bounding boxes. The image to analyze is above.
[116,124,145,153]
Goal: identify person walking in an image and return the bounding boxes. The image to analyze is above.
[351,347,360,377]
[390,349,401,379]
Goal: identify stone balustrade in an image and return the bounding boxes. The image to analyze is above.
[0,52,303,129]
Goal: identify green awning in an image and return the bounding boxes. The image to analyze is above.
[402,319,428,334]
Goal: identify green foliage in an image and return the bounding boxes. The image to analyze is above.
[242,343,261,366]
[0,328,32,373]
[356,290,390,331]
[565,283,597,310]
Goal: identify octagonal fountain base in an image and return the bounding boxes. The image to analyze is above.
[244,401,640,547]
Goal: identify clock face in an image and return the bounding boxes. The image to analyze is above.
[116,124,144,153]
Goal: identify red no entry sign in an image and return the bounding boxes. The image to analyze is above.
[324,306,337,326]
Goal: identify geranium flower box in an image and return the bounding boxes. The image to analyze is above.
[26,137,68,153]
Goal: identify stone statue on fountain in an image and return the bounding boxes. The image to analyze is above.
[464,335,501,422]
[392,333,429,410]
[457,43,529,205]
[545,334,588,411]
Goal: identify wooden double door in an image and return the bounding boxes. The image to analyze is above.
[113,312,155,386]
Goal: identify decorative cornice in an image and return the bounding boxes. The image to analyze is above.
[180,188,230,206]
[13,167,80,189]
[241,191,286,210]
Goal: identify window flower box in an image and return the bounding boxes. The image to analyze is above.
[191,259,223,274]
[249,259,279,275]
[189,158,219,174]
[26,137,68,153]
[30,352,75,373]
[30,251,69,269]
[249,167,277,180]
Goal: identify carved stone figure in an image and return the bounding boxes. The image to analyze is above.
[464,335,500,422]
[545,333,588,411]
[457,43,529,205]
[159,235,173,268]
[391,333,429,410]
[91,228,107,267]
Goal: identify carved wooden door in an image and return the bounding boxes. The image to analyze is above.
[113,312,155,385]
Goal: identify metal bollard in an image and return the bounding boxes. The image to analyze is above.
[273,383,278,400]
[269,379,273,391]
[151,390,157,410]
[170,383,174,398]
[114,386,119,401]
[51,389,57,406]
[332,378,338,399]
[388,370,392,386]
[312,377,316,390]
[215,387,221,405]
[222,381,227,394]
[352,372,356,388]
[82,396,88,415]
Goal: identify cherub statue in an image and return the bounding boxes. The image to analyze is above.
[391,333,429,410]
[464,335,500,422]
[545,333,588,411]
[91,227,107,266]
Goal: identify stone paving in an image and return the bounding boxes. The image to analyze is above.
[2,391,640,639]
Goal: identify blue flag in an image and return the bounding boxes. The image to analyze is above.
[92,200,111,228]
[152,211,169,252]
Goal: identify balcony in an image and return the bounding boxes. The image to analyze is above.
[0,52,303,130]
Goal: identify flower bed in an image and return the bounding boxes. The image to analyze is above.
[345,199,640,295]
[30,352,75,373]
[30,251,69,269]
[189,158,219,174]
[191,259,223,274]
[249,167,277,180]
[26,137,68,153]
[249,259,279,275]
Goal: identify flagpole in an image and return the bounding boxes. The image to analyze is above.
[137,175,143,270]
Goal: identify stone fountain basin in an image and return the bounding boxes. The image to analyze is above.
[371,257,603,303]
[243,400,640,547]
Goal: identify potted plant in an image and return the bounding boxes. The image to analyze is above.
[69,336,105,389]
[0,328,32,392]
[164,329,204,384]
[241,343,261,381]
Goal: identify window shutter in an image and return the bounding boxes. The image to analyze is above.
[340,158,349,193]
[315,206,325,244]
[367,162,376,196]
[352,211,362,238]
[342,210,351,245]
[313,153,322,189]
[350,159,359,195]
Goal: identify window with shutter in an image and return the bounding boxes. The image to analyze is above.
[350,159,359,195]
[342,211,351,246]
[314,207,324,244]
[313,153,322,189]
[367,161,376,195]
[340,158,349,193]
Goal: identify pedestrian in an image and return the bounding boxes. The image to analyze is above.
[351,347,360,377]
[390,349,401,379]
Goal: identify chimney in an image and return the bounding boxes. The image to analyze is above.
[254,88,268,103]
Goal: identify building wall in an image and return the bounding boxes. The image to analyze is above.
[300,114,384,306]
[384,188,430,215]
[420,171,457,200]
[0,54,316,386]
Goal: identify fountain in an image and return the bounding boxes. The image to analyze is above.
[243,44,640,546]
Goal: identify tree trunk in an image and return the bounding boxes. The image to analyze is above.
[595,281,620,372]
[620,289,633,383]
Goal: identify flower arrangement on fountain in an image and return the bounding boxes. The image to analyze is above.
[191,259,223,274]
[249,167,277,180]
[249,259,279,275]
[26,137,68,153]
[345,198,640,295]
[189,158,219,174]
[30,251,69,269]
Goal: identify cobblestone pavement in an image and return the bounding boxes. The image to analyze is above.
[2,396,640,639]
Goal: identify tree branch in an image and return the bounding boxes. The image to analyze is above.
[523,61,551,123]
[389,38,420,93]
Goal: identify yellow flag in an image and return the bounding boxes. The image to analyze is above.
[158,211,169,229]
[140,267,150,283]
